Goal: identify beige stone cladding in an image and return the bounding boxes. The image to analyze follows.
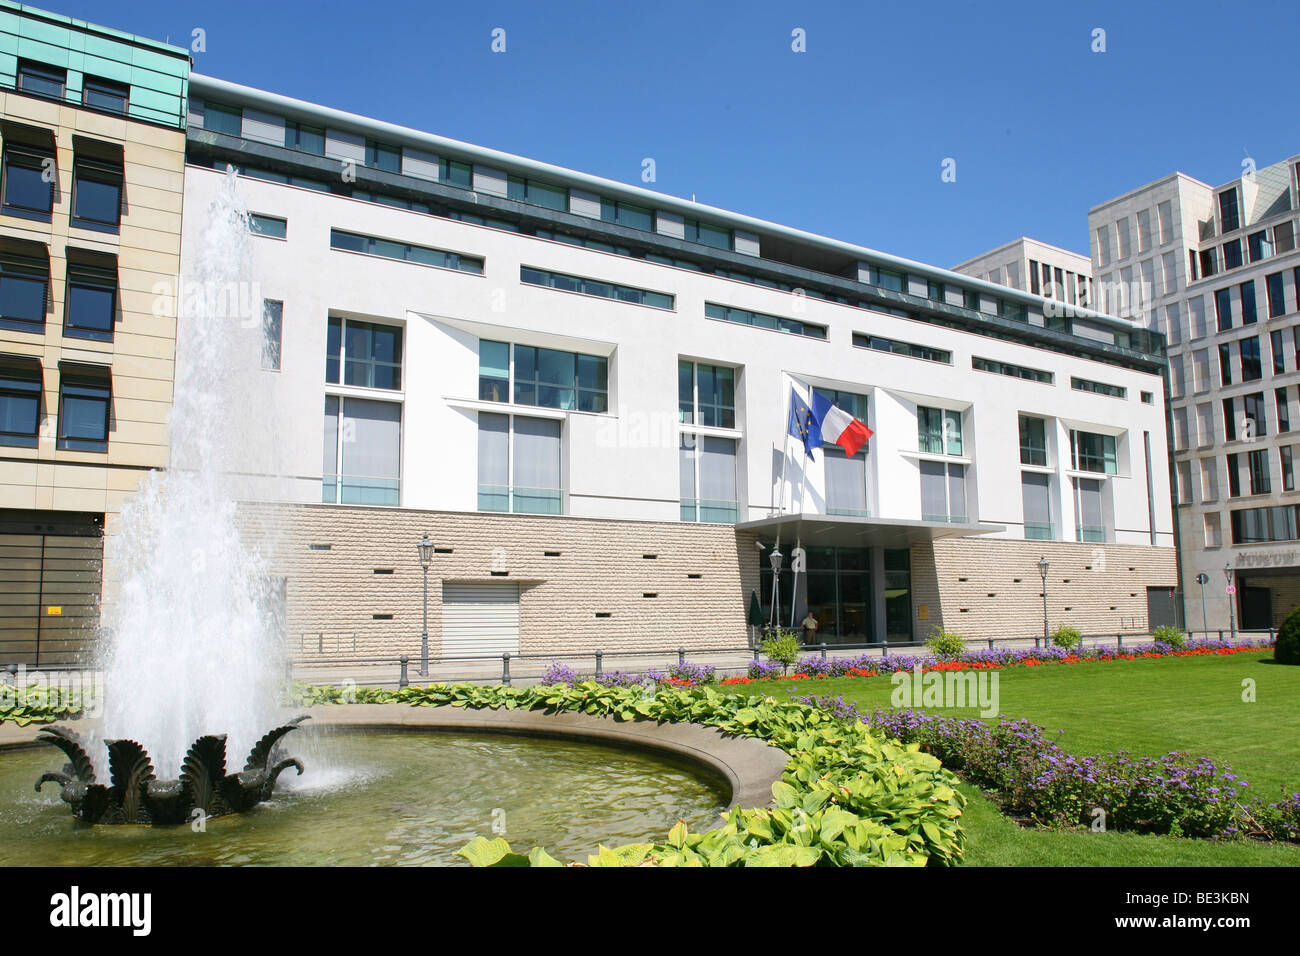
[912,537,1178,640]
[241,502,763,662]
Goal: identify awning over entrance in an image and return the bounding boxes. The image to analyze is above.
[736,513,1005,549]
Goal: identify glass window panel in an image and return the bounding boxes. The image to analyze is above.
[262,300,282,370]
[3,152,52,213]
[825,447,867,515]
[66,281,114,334]
[73,169,121,226]
[322,395,339,477]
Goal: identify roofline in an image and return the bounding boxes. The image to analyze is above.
[952,236,1090,272]
[190,73,1137,331]
[1088,171,1212,215]
[0,0,190,58]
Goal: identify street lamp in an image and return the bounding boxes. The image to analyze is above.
[417,535,435,676]
[1037,556,1050,647]
[1223,563,1237,643]
[1196,572,1210,638]
[768,546,783,629]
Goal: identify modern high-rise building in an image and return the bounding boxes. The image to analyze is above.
[952,237,1094,313]
[0,2,189,665]
[174,73,1177,664]
[1089,158,1300,632]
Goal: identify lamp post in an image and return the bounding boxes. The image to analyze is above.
[417,535,435,676]
[768,546,783,629]
[1038,556,1050,647]
[1196,572,1210,638]
[1223,563,1237,643]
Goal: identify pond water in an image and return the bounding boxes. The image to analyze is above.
[0,731,728,866]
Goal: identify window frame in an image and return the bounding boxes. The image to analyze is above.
[70,156,123,233]
[55,369,110,452]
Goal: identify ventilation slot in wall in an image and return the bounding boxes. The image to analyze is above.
[1062,578,1071,583]
[1012,578,1022,583]
[687,573,702,579]
[1064,607,1072,611]
[490,570,509,577]
[1130,592,1137,597]
[959,608,969,613]
[643,592,657,599]
[958,577,968,582]
[642,553,658,560]
[1128,567,1135,571]
[1084,565,1092,571]
[595,612,612,618]
[544,551,561,557]
[372,613,393,620]
[1109,605,1117,610]
[434,547,454,554]
[373,569,394,575]
[309,544,331,551]
[987,593,996,598]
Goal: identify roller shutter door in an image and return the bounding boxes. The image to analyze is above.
[0,524,102,666]
[441,582,519,657]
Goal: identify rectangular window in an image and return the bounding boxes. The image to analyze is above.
[1073,477,1105,542]
[262,300,282,371]
[1177,460,1194,505]
[82,76,129,114]
[813,388,870,424]
[1219,343,1233,386]
[1193,349,1210,391]
[1223,240,1244,271]
[1096,226,1112,265]
[1284,446,1295,492]
[918,406,962,456]
[330,229,483,274]
[1224,397,1237,441]
[1158,201,1174,244]
[1240,280,1257,325]
[920,460,967,523]
[476,414,563,515]
[824,446,869,517]
[71,157,123,232]
[284,121,325,155]
[1219,189,1240,233]
[678,360,735,428]
[1248,230,1275,263]
[600,199,653,232]
[1249,448,1272,495]
[853,333,951,363]
[325,316,402,390]
[1240,336,1262,381]
[521,266,672,310]
[1070,377,1127,399]
[2,144,54,218]
[1279,387,1291,434]
[1267,272,1286,317]
[0,251,48,332]
[1019,415,1047,466]
[1021,472,1053,539]
[1278,221,1297,253]
[684,218,732,250]
[706,302,826,339]
[364,139,401,172]
[0,360,40,447]
[1070,430,1117,474]
[1115,218,1131,258]
[1243,391,1268,437]
[1231,504,1300,544]
[1273,330,1287,374]
[322,395,401,506]
[963,288,980,310]
[1189,296,1208,339]
[63,258,116,341]
[506,176,567,212]
[202,102,242,136]
[970,356,1053,383]
[927,279,945,301]
[1201,457,1219,500]
[680,433,737,523]
[1215,287,1233,331]
[1137,209,1153,252]
[17,60,65,100]
[249,213,287,239]
[56,369,110,451]
[502,344,608,412]
[1227,453,1242,497]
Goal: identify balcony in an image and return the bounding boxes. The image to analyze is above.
[322,475,400,507]
[680,498,738,524]
[478,485,563,515]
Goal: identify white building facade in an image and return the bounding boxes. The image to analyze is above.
[178,75,1178,661]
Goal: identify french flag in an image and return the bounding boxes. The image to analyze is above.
[811,391,873,457]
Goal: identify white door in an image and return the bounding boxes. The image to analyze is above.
[441,582,520,657]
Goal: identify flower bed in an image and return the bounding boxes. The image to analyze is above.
[293,681,966,867]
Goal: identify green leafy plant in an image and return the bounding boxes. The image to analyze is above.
[1151,626,1187,650]
[1051,626,1082,650]
[761,629,802,675]
[925,627,966,659]
[1275,606,1300,666]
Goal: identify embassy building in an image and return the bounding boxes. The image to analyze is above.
[168,71,1184,663]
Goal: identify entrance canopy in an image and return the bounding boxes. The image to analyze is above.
[736,513,1005,549]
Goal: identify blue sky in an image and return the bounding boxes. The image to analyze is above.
[61,0,1300,267]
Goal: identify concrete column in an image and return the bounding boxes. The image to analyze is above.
[871,546,887,643]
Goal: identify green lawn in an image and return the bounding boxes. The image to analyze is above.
[739,652,1300,866]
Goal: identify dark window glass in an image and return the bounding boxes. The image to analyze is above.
[1273,330,1286,374]
[365,140,401,172]
[1219,343,1232,386]
[325,316,341,383]
[1215,287,1233,330]
[0,365,40,447]
[1267,272,1286,317]
[600,199,654,232]
[249,214,286,238]
[1223,240,1243,270]
[17,61,65,99]
[57,375,110,450]
[285,122,325,155]
[439,159,472,188]
[1240,337,1262,381]
[2,146,54,216]
[1243,391,1267,437]
[685,219,731,249]
[1219,189,1240,233]
[1019,415,1047,466]
[203,102,242,136]
[64,262,115,340]
[72,159,122,230]
[82,76,128,113]
[342,319,402,390]
[0,254,48,329]
[1224,398,1237,441]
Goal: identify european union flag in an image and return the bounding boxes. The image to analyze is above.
[787,388,822,459]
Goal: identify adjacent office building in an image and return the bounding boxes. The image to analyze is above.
[953,237,1094,314]
[0,3,189,665]
[178,72,1177,663]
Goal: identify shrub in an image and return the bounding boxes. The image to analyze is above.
[1151,625,1187,650]
[1276,606,1300,666]
[761,629,802,674]
[1051,626,1082,650]
[925,627,966,659]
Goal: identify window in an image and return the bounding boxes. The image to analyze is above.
[1219,343,1233,386]
[1267,272,1286,317]
[351,189,431,214]
[1021,472,1053,539]
[1243,391,1267,438]
[82,76,128,114]
[1248,230,1274,263]
[1205,512,1223,547]
[1279,387,1291,434]
[1019,415,1047,466]
[1141,391,1154,404]
[1215,287,1233,331]
[918,406,962,456]
[599,199,653,232]
[824,446,869,517]
[237,165,328,191]
[202,102,242,136]
[1071,377,1126,399]
[249,214,287,239]
[63,257,116,341]
[0,359,40,447]
[1070,431,1117,474]
[927,279,945,301]
[813,388,870,424]
[477,342,607,412]
[1158,201,1174,244]
[322,395,401,506]
[284,121,325,155]
[1240,281,1257,325]
[325,316,402,390]
[1223,240,1243,271]
[1284,446,1296,492]
[1273,330,1287,374]
[364,139,401,172]
[56,368,110,451]
[1227,453,1242,497]
[1219,189,1240,233]
[678,360,735,428]
[684,219,732,250]
[1196,403,1214,446]
[1189,296,1208,339]
[1173,408,1189,450]
[1224,397,1237,441]
[1201,457,1219,500]
[506,176,567,212]
[71,157,122,232]
[1163,252,1179,295]
[920,460,967,523]
[330,230,482,274]
[1137,209,1153,252]
[262,300,282,371]
[1231,505,1300,544]
[971,356,1053,382]
[1115,218,1131,258]
[963,288,980,310]
[1177,460,1194,505]
[998,299,1028,322]
[1193,349,1210,391]
[1096,226,1112,265]
[2,144,54,218]
[1171,357,1186,397]
[680,433,738,523]
[0,251,48,331]
[1240,336,1262,381]
[1029,260,1040,295]
[478,412,562,515]
[1073,477,1105,542]
[1249,448,1272,495]
[706,303,826,339]
[17,61,65,100]
[1279,221,1297,253]
[521,266,672,310]
[854,333,951,363]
